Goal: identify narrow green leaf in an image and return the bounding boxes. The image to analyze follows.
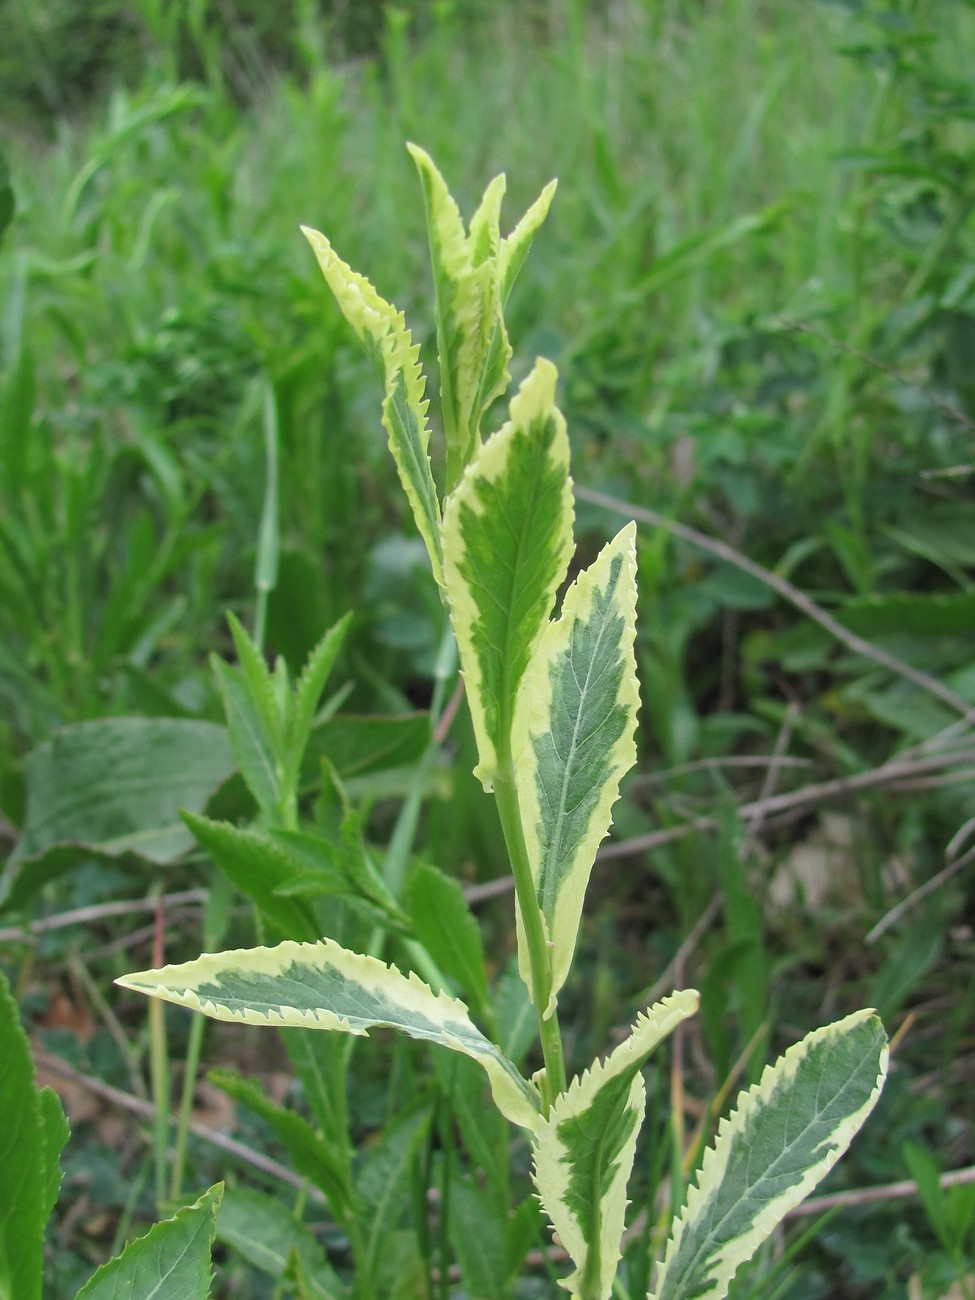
[0,971,48,1300]
[406,862,490,1018]
[180,813,320,943]
[283,1029,352,1167]
[211,657,281,814]
[649,1010,889,1300]
[208,1070,350,1215]
[217,1187,346,1299]
[533,992,699,1300]
[355,1102,431,1294]
[286,613,352,765]
[442,358,574,789]
[226,612,282,749]
[255,382,281,602]
[0,146,14,251]
[433,1053,509,1209]
[38,1088,70,1224]
[301,226,443,585]
[498,179,558,304]
[513,524,640,1013]
[75,1183,223,1300]
[116,937,540,1129]
[447,1177,509,1300]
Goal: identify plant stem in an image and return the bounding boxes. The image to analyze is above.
[492,764,566,1111]
[149,887,171,1212]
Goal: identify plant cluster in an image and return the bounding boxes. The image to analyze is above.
[1,2,973,1296]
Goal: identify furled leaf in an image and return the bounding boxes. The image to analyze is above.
[409,143,502,479]
[648,1010,888,1300]
[408,144,557,489]
[533,992,699,1300]
[216,1187,346,1298]
[1,718,234,910]
[442,358,574,789]
[75,1183,223,1300]
[117,938,539,1129]
[512,524,640,1013]
[301,226,443,585]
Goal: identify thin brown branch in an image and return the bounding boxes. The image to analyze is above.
[575,483,972,718]
[787,1163,975,1218]
[33,1050,328,1206]
[600,749,975,862]
[0,890,208,945]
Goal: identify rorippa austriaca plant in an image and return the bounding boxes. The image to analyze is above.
[118,147,889,1299]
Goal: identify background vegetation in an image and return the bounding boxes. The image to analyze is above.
[0,0,973,1294]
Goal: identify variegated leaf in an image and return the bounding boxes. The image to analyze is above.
[534,992,699,1300]
[408,144,556,488]
[649,1009,888,1300]
[513,523,640,1013]
[443,358,574,790]
[117,938,539,1130]
[301,226,443,585]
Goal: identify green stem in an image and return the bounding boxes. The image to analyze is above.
[492,764,566,1111]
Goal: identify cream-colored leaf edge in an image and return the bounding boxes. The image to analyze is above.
[648,1009,889,1300]
[512,522,640,1013]
[117,937,539,1129]
[442,356,573,791]
[534,991,699,1300]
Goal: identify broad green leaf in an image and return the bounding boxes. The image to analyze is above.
[75,1183,223,1300]
[0,970,53,1300]
[216,1187,346,1298]
[442,358,574,789]
[512,524,640,1013]
[180,813,320,943]
[117,937,540,1129]
[208,1069,350,1215]
[355,1102,431,1295]
[533,992,699,1300]
[648,1010,888,1300]
[406,862,491,1019]
[1,718,234,910]
[302,225,443,585]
